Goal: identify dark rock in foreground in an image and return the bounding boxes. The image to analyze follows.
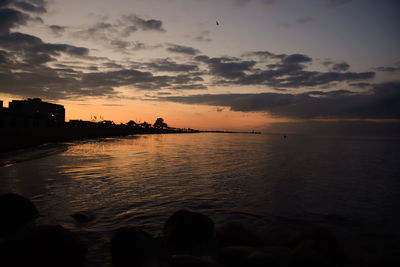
[216,221,261,247]
[4,224,87,267]
[163,210,215,255]
[2,193,400,267]
[170,254,218,267]
[111,227,168,267]
[0,193,39,237]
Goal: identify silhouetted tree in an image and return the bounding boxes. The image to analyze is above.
[98,120,114,127]
[153,117,168,129]
[127,120,137,127]
[139,121,151,128]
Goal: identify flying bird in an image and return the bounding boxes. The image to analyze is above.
[216,20,219,26]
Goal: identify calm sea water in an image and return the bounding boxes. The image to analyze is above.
[1,133,400,265]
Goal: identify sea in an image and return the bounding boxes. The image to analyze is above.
[1,133,400,266]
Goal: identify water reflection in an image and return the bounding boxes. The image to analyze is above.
[0,133,399,233]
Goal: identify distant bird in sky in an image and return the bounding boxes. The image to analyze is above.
[216,20,219,26]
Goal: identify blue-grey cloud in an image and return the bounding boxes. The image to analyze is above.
[154,81,400,119]
[207,51,373,88]
[144,58,199,72]
[167,44,200,55]
[0,32,89,59]
[0,8,29,34]
[169,84,207,90]
[195,55,256,79]
[332,62,350,72]
[375,66,400,73]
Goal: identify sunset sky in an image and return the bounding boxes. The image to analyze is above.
[0,0,399,132]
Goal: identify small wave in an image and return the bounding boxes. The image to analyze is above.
[0,143,69,168]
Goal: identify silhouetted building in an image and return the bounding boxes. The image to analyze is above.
[0,98,65,129]
[0,100,3,109]
[9,98,65,127]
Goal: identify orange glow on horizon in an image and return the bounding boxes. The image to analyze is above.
[63,99,279,131]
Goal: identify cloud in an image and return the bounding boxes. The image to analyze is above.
[166,44,200,55]
[209,51,374,88]
[326,0,352,8]
[296,17,313,24]
[144,58,199,72]
[193,30,212,42]
[102,62,123,69]
[332,62,350,72]
[69,15,165,53]
[0,33,211,98]
[71,15,165,39]
[48,25,66,37]
[323,60,350,71]
[231,0,276,7]
[375,66,400,73]
[1,0,47,13]
[169,84,207,90]
[0,32,89,59]
[243,50,285,60]
[349,82,372,88]
[0,8,29,34]
[0,49,209,99]
[232,0,251,7]
[282,53,312,64]
[121,15,165,32]
[154,81,400,119]
[0,32,89,66]
[195,55,256,79]
[14,0,47,13]
[72,22,115,41]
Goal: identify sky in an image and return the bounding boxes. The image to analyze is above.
[0,0,399,133]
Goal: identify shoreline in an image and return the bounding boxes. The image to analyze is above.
[0,127,261,154]
[0,127,199,154]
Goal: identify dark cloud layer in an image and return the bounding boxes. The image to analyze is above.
[332,62,350,72]
[127,15,165,32]
[375,66,400,73]
[144,58,199,72]
[14,0,46,13]
[196,55,256,79]
[1,0,47,13]
[154,82,400,119]
[0,32,89,65]
[0,8,29,34]
[167,44,200,55]
[203,51,374,88]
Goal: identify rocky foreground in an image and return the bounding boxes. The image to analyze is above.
[1,193,399,267]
